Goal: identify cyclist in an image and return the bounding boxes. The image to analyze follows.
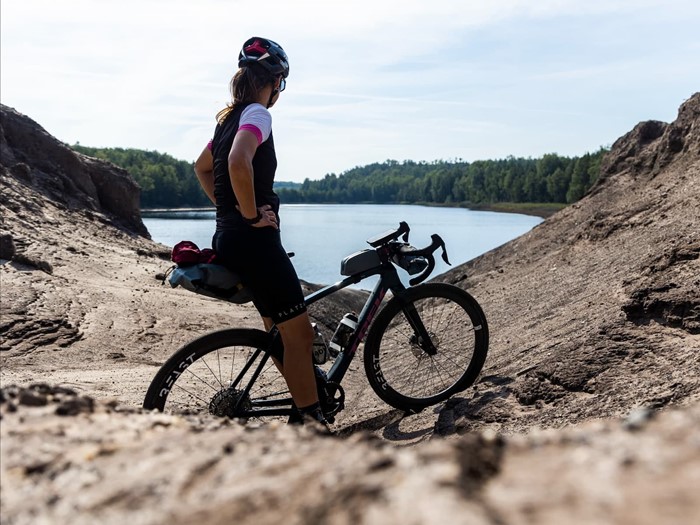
[193,37,326,426]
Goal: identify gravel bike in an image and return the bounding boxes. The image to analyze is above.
[143,222,489,423]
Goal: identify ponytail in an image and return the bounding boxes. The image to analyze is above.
[216,64,277,123]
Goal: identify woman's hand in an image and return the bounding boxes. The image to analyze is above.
[254,204,278,230]
[237,204,278,230]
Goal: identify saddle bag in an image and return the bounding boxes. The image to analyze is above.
[168,241,253,304]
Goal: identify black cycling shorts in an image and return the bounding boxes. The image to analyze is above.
[212,227,306,324]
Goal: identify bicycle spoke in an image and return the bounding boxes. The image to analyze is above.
[198,355,225,390]
[428,357,449,391]
[172,381,210,407]
[183,366,221,394]
[407,359,424,397]
[229,350,236,384]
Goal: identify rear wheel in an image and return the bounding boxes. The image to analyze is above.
[143,329,291,417]
[364,283,488,412]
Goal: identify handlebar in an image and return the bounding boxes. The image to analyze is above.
[403,233,451,285]
[366,222,451,286]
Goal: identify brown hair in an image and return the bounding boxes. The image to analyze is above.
[216,64,278,123]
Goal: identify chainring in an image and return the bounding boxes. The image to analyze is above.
[320,381,345,418]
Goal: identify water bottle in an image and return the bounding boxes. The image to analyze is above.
[311,323,329,365]
[328,313,358,357]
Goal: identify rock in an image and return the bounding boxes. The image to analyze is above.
[0,232,15,260]
[18,390,48,407]
[55,396,95,416]
[0,104,147,236]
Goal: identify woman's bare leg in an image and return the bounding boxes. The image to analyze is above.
[261,316,284,371]
[274,311,318,409]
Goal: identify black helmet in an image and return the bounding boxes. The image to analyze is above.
[238,37,289,78]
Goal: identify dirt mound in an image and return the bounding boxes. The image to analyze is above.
[2,94,700,523]
[433,92,700,435]
[0,105,146,235]
[597,93,700,181]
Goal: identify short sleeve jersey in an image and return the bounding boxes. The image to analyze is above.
[211,103,279,230]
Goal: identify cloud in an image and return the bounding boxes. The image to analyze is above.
[2,0,699,181]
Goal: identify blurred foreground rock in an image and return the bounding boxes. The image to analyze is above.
[1,387,698,525]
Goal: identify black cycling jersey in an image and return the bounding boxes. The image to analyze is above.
[211,103,280,231]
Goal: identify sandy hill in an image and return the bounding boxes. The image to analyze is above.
[1,96,699,524]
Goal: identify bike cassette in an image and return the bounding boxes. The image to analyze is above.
[209,388,251,418]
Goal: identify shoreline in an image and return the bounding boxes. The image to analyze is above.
[141,202,566,219]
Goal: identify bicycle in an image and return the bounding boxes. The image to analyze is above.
[143,221,489,423]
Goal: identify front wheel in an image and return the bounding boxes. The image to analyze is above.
[143,329,290,417]
[364,283,489,412]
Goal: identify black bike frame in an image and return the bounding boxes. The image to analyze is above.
[232,258,411,418]
[308,262,405,384]
[233,227,444,418]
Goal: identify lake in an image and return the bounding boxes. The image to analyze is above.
[143,204,542,289]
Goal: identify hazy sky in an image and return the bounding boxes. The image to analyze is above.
[2,0,699,182]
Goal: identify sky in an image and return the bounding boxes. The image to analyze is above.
[2,0,699,183]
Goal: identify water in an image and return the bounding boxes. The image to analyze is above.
[143,204,542,289]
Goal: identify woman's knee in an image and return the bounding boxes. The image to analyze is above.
[277,314,315,349]
[293,322,315,348]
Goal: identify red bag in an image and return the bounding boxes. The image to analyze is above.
[171,241,217,265]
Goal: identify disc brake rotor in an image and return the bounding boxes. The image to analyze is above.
[409,332,440,358]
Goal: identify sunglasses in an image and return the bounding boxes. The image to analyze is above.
[279,78,286,92]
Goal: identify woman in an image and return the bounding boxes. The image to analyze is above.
[194,37,325,425]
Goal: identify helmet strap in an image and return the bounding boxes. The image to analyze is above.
[266,76,282,108]
[266,88,278,108]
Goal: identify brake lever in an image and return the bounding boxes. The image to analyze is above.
[430,234,451,265]
[400,221,410,243]
[440,242,451,266]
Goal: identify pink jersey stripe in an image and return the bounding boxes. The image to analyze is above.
[239,124,263,145]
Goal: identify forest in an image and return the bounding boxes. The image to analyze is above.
[72,145,212,209]
[278,151,606,206]
[71,145,607,209]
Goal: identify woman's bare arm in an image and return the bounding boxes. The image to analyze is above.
[194,146,216,205]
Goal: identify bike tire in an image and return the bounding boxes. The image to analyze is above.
[363,283,489,412]
[143,328,289,416]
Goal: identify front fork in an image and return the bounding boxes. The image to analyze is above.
[400,300,438,356]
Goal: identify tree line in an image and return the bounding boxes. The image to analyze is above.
[72,145,211,209]
[72,144,607,209]
[278,150,607,206]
